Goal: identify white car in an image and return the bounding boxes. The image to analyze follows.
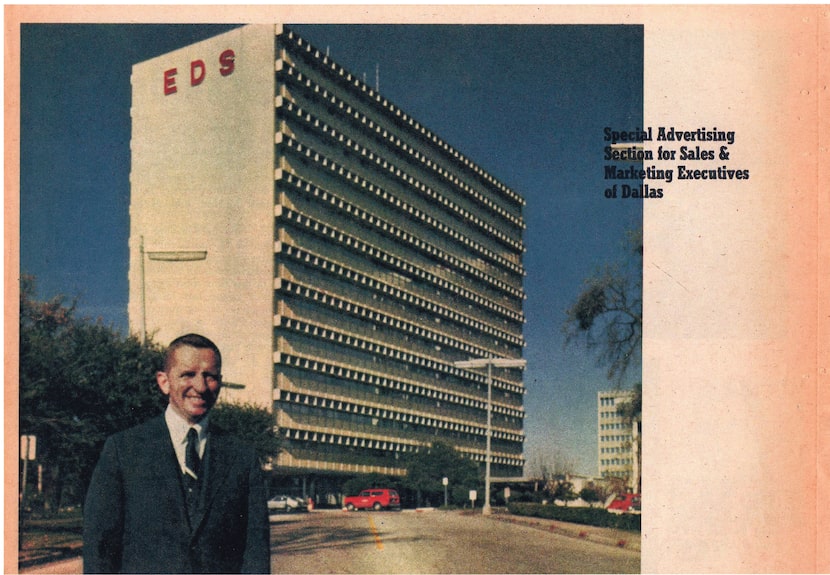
[268,494,307,513]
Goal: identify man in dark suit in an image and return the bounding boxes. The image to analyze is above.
[83,333,271,573]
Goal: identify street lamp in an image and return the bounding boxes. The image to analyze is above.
[454,356,526,515]
[139,235,208,343]
[220,381,246,390]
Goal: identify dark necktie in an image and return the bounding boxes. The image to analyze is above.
[185,428,201,480]
[184,428,201,521]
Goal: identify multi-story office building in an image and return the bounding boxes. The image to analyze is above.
[597,389,639,490]
[128,25,527,490]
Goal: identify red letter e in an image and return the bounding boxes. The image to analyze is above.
[163,68,177,95]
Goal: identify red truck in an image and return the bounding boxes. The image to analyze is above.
[343,488,401,511]
[607,493,641,514]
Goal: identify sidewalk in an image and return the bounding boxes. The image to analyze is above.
[19,541,83,571]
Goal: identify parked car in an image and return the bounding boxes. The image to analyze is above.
[607,493,641,514]
[343,488,401,511]
[268,494,308,513]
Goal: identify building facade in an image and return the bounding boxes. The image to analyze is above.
[129,25,527,488]
[597,389,638,490]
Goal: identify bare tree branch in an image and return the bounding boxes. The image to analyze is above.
[563,228,642,387]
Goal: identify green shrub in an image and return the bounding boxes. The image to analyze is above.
[508,502,640,531]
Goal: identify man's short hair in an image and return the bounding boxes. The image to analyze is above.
[163,333,222,373]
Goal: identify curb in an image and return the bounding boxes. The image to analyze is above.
[487,514,641,552]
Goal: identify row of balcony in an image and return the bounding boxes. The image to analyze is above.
[275,221,523,329]
[272,347,524,420]
[276,267,522,359]
[276,389,524,445]
[276,277,522,364]
[275,178,525,305]
[276,313,524,404]
[274,241,524,350]
[276,369,522,433]
[275,369,521,432]
[276,293,523,388]
[276,204,524,322]
[278,26,525,210]
[280,425,524,468]
[276,328,522,418]
[276,84,524,235]
[276,126,523,255]
[277,168,523,280]
[274,448,407,477]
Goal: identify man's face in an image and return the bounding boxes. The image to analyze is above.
[156,345,221,424]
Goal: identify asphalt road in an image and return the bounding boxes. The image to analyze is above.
[21,510,640,574]
[270,510,640,574]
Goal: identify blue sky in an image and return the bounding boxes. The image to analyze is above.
[19,24,642,476]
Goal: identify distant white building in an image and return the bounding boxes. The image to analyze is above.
[597,389,639,491]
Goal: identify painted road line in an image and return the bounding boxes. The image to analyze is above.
[367,515,384,550]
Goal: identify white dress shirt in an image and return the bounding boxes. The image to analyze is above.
[164,405,208,475]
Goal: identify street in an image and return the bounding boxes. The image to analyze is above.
[271,510,639,574]
[21,510,640,574]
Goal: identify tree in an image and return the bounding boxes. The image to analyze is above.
[210,401,281,464]
[19,277,283,510]
[551,479,577,505]
[403,441,480,507]
[616,383,642,423]
[19,276,165,510]
[563,228,642,387]
[564,229,642,494]
[579,485,603,507]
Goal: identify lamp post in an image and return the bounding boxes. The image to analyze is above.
[139,235,208,342]
[454,357,526,515]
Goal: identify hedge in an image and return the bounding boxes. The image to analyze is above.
[507,502,641,531]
